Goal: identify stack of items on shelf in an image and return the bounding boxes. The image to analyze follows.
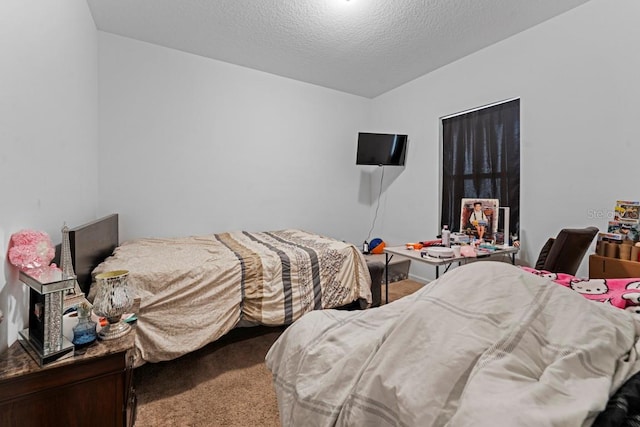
[596,200,640,262]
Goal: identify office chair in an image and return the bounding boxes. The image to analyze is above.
[534,226,599,276]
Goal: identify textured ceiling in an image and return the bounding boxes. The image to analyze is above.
[86,0,591,98]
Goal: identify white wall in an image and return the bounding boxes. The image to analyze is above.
[370,0,640,281]
[98,33,373,244]
[0,1,99,350]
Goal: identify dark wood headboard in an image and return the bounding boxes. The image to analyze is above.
[69,214,119,294]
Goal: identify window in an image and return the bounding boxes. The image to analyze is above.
[440,98,520,241]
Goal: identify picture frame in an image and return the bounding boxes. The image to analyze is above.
[460,198,499,239]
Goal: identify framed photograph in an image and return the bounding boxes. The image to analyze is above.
[460,198,499,240]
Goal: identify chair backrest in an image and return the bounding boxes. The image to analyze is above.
[535,226,599,276]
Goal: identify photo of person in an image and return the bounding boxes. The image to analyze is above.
[460,199,499,241]
[469,202,489,240]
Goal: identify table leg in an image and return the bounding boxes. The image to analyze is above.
[385,252,390,304]
[436,265,440,279]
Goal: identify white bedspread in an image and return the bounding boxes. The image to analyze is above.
[266,262,640,427]
[92,229,371,364]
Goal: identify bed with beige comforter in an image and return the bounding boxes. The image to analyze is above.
[93,229,371,364]
[266,261,640,426]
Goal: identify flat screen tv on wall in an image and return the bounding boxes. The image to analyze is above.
[356,133,408,166]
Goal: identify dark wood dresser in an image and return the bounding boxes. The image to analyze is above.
[0,331,136,427]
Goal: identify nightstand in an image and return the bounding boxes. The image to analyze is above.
[0,330,136,427]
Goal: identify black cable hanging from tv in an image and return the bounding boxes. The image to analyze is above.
[366,166,385,242]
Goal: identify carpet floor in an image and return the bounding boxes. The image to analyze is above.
[134,279,424,426]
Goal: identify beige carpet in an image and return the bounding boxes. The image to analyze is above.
[134,279,424,426]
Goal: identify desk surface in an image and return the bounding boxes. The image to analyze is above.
[384,245,519,266]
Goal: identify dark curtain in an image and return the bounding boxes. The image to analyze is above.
[441,99,520,238]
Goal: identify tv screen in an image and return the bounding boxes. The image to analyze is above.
[356,133,408,166]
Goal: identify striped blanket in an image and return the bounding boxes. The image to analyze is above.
[266,262,640,426]
[92,229,371,364]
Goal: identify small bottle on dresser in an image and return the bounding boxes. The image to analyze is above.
[441,225,450,247]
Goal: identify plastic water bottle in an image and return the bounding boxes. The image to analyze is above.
[441,225,450,247]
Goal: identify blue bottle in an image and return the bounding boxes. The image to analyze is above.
[72,302,98,349]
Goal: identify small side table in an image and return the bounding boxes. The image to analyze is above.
[0,330,137,427]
